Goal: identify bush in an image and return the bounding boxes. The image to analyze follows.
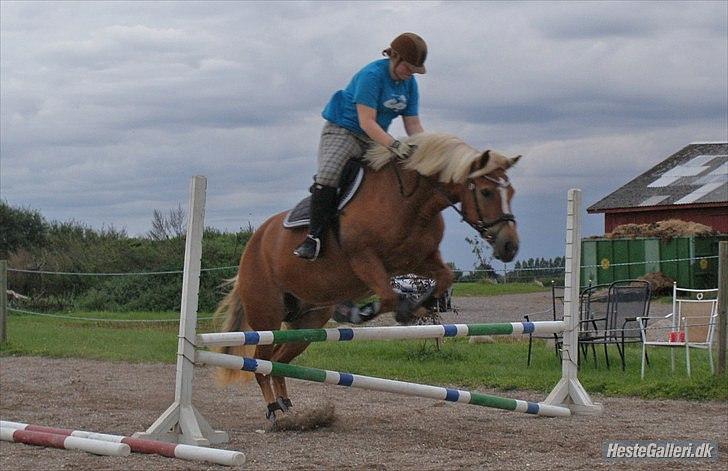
[5,200,252,312]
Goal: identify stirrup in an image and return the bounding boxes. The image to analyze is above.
[293,235,321,260]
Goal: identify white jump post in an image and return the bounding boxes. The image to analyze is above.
[134,176,228,445]
[543,188,603,414]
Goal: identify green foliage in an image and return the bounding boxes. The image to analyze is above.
[0,200,48,258]
[510,256,565,283]
[4,201,252,312]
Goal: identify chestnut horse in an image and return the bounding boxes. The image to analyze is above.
[215,132,520,421]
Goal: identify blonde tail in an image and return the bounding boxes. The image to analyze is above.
[212,278,256,386]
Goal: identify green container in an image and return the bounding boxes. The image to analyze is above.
[580,235,727,289]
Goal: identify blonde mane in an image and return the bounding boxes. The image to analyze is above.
[363,133,508,183]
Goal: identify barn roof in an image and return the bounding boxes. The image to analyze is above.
[587,142,728,213]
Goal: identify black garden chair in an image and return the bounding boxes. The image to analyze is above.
[525,282,564,366]
[578,280,651,370]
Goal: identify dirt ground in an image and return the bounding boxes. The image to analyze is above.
[1,294,726,470]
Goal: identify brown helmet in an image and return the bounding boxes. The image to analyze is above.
[387,32,427,74]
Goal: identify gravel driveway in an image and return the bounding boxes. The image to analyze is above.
[0,294,721,471]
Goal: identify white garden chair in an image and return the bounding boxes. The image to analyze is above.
[637,282,719,379]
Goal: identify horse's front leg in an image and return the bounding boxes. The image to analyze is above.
[347,250,426,324]
[347,250,399,315]
[416,250,455,298]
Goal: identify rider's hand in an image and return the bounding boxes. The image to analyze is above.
[388,140,416,160]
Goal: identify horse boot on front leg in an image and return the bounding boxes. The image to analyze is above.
[293,184,338,260]
[333,300,382,324]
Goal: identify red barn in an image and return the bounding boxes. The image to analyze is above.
[587,142,728,233]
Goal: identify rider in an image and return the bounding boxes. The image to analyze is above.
[293,32,428,260]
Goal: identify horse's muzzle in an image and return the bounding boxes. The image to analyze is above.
[483,224,519,262]
[496,237,519,262]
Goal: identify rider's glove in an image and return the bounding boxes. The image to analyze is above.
[388,139,416,160]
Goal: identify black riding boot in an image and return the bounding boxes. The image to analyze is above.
[293,184,338,260]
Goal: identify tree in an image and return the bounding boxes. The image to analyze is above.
[148,204,186,240]
[0,200,47,258]
[464,236,498,280]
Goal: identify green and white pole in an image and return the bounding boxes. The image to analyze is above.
[198,321,567,347]
[196,351,571,418]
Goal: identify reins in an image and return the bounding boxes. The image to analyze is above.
[392,160,420,197]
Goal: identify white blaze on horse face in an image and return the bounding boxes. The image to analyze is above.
[497,182,514,227]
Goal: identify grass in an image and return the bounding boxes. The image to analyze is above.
[451,281,548,297]
[0,311,216,363]
[296,338,727,401]
[2,311,726,401]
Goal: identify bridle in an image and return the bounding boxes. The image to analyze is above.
[391,151,516,243]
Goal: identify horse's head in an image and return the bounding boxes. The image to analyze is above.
[458,150,520,262]
[363,133,521,262]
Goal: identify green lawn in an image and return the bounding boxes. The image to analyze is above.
[2,311,725,401]
[451,281,548,296]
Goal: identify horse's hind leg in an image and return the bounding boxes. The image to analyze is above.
[252,344,285,421]
[243,293,288,421]
[269,305,334,410]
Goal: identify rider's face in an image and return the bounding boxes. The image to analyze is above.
[393,61,415,81]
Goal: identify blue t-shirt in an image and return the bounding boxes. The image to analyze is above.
[322,59,419,135]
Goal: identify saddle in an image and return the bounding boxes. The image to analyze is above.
[283,159,365,229]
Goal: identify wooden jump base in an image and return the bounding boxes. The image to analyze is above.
[1,426,130,457]
[198,351,571,417]
[0,421,244,466]
[137,180,602,446]
[198,321,567,347]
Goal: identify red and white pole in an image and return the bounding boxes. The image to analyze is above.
[0,426,131,456]
[1,421,245,466]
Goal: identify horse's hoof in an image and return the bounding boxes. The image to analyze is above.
[395,285,436,324]
[332,302,356,323]
[276,396,292,413]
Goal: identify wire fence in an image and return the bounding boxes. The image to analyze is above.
[6,255,718,277]
[3,254,719,324]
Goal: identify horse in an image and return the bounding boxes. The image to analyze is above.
[215,132,521,421]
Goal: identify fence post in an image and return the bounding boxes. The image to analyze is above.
[717,241,727,375]
[134,176,228,445]
[1,260,7,343]
[543,189,602,414]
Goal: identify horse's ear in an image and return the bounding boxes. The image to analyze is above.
[507,155,522,168]
[480,150,491,169]
[474,149,490,170]
[470,150,492,173]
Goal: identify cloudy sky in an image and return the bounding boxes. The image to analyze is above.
[1,1,726,270]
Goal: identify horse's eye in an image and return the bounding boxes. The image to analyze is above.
[480,189,494,198]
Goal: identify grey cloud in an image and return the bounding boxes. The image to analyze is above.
[1,1,726,269]
[530,1,726,40]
